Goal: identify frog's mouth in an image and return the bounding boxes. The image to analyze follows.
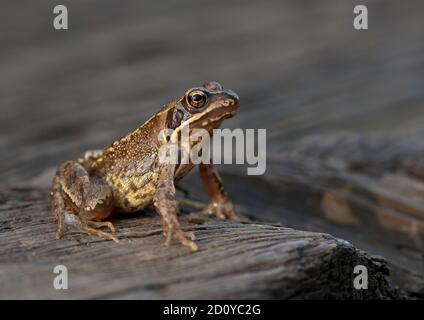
[170,90,239,144]
[185,97,239,131]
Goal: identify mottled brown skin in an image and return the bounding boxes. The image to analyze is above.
[51,82,239,251]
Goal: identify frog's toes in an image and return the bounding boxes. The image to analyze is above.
[88,220,117,233]
[55,218,66,239]
[202,201,237,220]
[71,217,119,243]
[55,228,66,240]
[87,228,119,243]
[187,231,196,241]
[180,237,198,252]
[176,230,198,251]
[165,228,198,251]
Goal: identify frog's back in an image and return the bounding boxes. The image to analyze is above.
[96,113,166,212]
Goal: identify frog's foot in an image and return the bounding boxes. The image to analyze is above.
[198,163,237,220]
[55,216,66,240]
[88,220,117,233]
[161,215,198,251]
[201,198,237,220]
[73,216,119,243]
[177,198,237,221]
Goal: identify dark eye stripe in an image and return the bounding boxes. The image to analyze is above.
[166,108,184,129]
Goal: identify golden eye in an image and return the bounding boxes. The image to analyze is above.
[187,90,208,108]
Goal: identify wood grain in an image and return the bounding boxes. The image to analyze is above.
[208,134,424,297]
[0,188,404,299]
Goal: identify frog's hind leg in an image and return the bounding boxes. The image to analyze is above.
[198,163,237,219]
[51,175,66,239]
[50,160,118,243]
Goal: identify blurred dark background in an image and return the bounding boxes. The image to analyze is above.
[1,0,424,181]
[0,0,423,296]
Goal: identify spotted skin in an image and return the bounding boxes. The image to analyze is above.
[50,82,240,251]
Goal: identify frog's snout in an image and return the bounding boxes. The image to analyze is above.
[225,90,239,102]
[222,90,240,108]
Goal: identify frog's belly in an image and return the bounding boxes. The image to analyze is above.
[106,163,196,213]
[106,173,157,213]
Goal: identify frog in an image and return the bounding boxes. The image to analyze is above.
[50,81,239,251]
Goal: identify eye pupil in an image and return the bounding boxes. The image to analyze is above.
[192,94,202,102]
[187,90,207,108]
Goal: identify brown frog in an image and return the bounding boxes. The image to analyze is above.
[51,81,239,251]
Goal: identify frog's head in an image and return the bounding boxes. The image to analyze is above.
[167,81,239,133]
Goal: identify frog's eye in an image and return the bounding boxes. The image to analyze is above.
[186,90,208,109]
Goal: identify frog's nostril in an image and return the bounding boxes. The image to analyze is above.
[225,90,239,102]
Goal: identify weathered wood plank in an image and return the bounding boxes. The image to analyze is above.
[0,187,404,299]
[207,134,424,297]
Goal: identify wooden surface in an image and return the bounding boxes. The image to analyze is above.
[0,188,404,299]
[0,0,423,299]
[217,134,424,297]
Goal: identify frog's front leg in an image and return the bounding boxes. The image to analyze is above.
[51,161,118,243]
[199,163,237,219]
[153,164,198,251]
